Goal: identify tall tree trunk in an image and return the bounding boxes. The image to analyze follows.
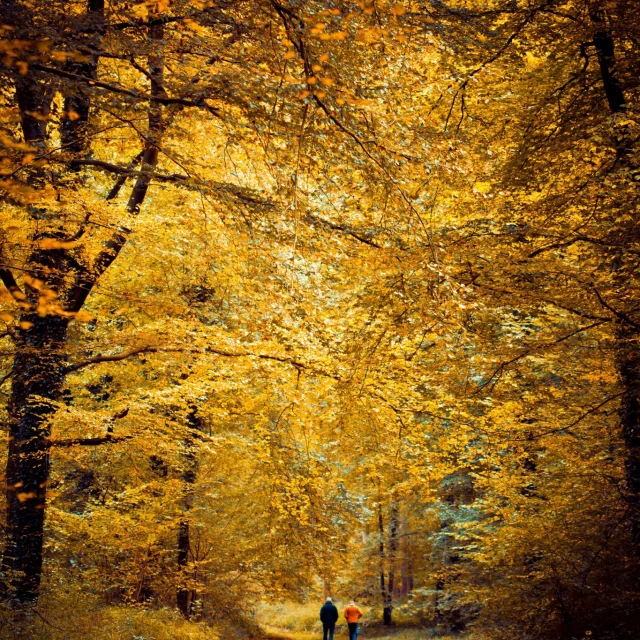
[177,405,200,618]
[434,573,445,625]
[1,3,64,598]
[383,504,398,626]
[590,6,625,115]
[400,514,413,596]
[61,0,105,154]
[378,503,389,624]
[616,328,640,546]
[590,4,640,548]
[2,315,69,603]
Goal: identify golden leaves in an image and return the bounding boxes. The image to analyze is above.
[38,239,79,250]
[473,181,491,194]
[356,28,387,43]
[0,130,36,153]
[0,179,55,204]
[17,491,38,503]
[0,3,630,628]
[133,0,170,19]
[73,310,95,323]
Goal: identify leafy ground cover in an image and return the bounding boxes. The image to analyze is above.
[256,601,471,640]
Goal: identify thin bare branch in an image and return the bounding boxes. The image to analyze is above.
[29,63,222,117]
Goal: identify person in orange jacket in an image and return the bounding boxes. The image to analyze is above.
[343,601,363,640]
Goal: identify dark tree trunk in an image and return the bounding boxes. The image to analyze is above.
[434,574,445,624]
[383,504,398,626]
[590,6,640,548]
[14,75,50,145]
[61,0,104,154]
[551,574,575,640]
[616,326,640,546]
[0,4,67,596]
[590,7,626,114]
[176,521,192,617]
[378,503,389,625]
[176,482,196,617]
[177,405,199,618]
[2,315,69,603]
[400,514,413,596]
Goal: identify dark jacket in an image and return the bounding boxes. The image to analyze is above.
[320,602,339,625]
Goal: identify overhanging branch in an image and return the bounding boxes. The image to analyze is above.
[30,63,222,117]
[305,214,383,248]
[66,344,342,380]
[68,158,190,183]
[47,434,133,448]
[65,346,156,373]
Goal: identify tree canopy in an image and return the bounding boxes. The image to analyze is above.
[1,1,639,639]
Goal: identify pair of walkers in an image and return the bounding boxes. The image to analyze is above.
[319,597,363,640]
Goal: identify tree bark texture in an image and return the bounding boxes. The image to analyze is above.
[378,503,389,624]
[1,315,69,603]
[590,4,640,548]
[177,405,200,618]
[383,504,398,625]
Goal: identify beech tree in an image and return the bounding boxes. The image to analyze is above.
[1,1,639,639]
[0,0,410,606]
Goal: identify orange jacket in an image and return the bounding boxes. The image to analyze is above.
[344,605,363,623]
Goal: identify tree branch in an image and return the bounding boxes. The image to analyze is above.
[444,0,555,131]
[46,434,133,448]
[29,63,222,117]
[591,286,640,329]
[304,214,382,248]
[66,343,342,380]
[68,158,189,183]
[474,320,607,394]
[65,345,156,373]
[0,267,26,302]
[67,24,168,313]
[105,151,144,201]
[524,386,636,440]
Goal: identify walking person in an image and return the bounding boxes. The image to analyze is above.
[320,597,339,640]
[344,601,363,640]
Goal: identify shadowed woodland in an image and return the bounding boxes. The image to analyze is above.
[0,1,639,639]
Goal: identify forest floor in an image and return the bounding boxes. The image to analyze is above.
[260,626,459,640]
[261,631,446,640]
[256,603,462,640]
[0,599,466,640]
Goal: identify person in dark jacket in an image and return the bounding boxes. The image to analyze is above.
[320,597,339,640]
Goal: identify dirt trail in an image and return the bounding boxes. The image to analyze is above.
[256,626,444,640]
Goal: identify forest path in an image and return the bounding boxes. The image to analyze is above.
[254,603,456,640]
[258,626,448,640]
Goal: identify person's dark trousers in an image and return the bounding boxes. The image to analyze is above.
[347,622,358,640]
[322,622,335,640]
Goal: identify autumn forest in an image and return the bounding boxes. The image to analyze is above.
[0,1,639,639]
